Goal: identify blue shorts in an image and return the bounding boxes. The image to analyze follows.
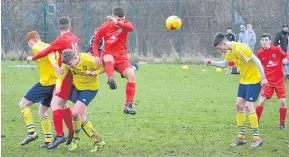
[69,87,98,106]
[24,82,55,107]
[237,83,261,102]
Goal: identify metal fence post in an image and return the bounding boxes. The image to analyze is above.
[130,0,135,54]
[286,0,288,25]
[179,0,183,60]
[43,4,47,43]
[85,2,90,49]
[4,3,9,52]
[231,0,235,32]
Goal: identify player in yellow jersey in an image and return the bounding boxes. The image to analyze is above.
[19,31,66,148]
[205,32,268,148]
[55,49,105,152]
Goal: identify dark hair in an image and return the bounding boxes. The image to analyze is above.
[212,32,226,47]
[112,6,126,17]
[62,49,76,64]
[260,33,271,40]
[227,27,231,30]
[58,16,71,30]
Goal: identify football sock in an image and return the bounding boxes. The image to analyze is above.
[236,112,246,138]
[63,107,74,132]
[41,116,52,143]
[248,112,260,139]
[255,106,264,123]
[126,82,136,106]
[279,108,287,125]
[53,109,64,136]
[73,117,82,139]
[104,61,114,78]
[81,119,101,143]
[21,107,36,133]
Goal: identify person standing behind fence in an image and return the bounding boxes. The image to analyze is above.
[274,24,289,79]
[238,25,246,43]
[245,24,256,52]
[225,27,236,42]
[87,28,104,55]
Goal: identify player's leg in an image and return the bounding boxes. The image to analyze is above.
[39,103,52,148]
[245,83,262,148]
[103,54,117,90]
[256,86,273,123]
[276,84,287,130]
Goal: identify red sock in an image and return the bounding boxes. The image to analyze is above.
[279,108,287,125]
[63,108,73,132]
[53,109,64,136]
[104,61,114,78]
[126,82,136,106]
[256,106,264,123]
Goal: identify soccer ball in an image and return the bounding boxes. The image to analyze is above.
[182,65,189,70]
[216,68,222,73]
[165,15,182,31]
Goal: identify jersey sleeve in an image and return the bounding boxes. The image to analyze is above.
[88,55,104,75]
[92,23,106,57]
[238,44,254,62]
[116,20,134,31]
[56,64,69,89]
[32,39,62,60]
[276,46,289,59]
[224,51,233,62]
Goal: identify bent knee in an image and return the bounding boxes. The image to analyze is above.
[103,54,114,62]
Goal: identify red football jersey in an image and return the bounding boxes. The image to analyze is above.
[257,45,289,86]
[92,20,134,60]
[32,32,79,66]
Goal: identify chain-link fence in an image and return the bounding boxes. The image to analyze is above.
[1,0,289,60]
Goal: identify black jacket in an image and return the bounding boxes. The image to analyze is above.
[225,33,236,42]
[274,30,288,52]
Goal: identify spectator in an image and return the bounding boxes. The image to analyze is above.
[238,25,246,43]
[244,24,256,52]
[87,28,104,55]
[225,27,236,41]
[274,24,289,78]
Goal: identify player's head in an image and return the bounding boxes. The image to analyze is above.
[226,27,232,33]
[58,16,71,32]
[26,31,41,48]
[260,33,272,49]
[246,24,252,31]
[62,49,79,68]
[212,32,229,54]
[112,6,126,23]
[282,24,288,32]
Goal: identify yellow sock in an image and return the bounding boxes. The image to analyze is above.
[82,119,101,143]
[21,107,35,133]
[248,113,260,139]
[73,118,82,139]
[236,112,246,138]
[41,116,52,143]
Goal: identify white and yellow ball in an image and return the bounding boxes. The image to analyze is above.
[216,68,222,73]
[166,15,182,31]
[182,65,189,71]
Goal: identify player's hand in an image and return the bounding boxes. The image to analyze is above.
[26,56,33,64]
[54,88,61,95]
[282,58,289,65]
[107,15,117,25]
[53,64,64,75]
[261,77,268,87]
[205,59,212,66]
[85,71,97,76]
[94,56,102,65]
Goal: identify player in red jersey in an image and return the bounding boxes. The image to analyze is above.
[92,6,136,115]
[256,33,289,130]
[26,16,78,148]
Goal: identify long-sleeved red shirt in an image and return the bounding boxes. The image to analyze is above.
[32,32,79,66]
[257,45,289,86]
[92,20,134,60]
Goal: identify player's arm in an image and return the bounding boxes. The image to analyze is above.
[206,60,229,67]
[276,46,289,64]
[55,64,69,94]
[92,24,105,57]
[86,59,105,76]
[48,53,64,75]
[116,20,134,31]
[32,40,61,60]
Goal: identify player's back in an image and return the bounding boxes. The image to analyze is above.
[54,32,79,65]
[32,42,57,86]
[70,53,103,90]
[226,42,261,84]
[101,21,130,59]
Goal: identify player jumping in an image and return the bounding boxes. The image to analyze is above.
[26,16,78,148]
[205,32,268,148]
[256,33,289,130]
[56,49,105,152]
[92,6,136,115]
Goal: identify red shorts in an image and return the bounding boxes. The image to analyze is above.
[54,71,73,100]
[102,54,131,74]
[261,84,286,99]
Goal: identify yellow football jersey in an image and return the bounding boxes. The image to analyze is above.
[56,53,104,91]
[224,42,261,84]
[32,42,57,86]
